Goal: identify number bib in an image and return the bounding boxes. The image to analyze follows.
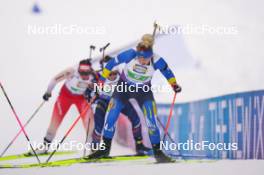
[124,58,155,84]
[65,70,94,95]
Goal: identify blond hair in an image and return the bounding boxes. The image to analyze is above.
[140,34,154,48]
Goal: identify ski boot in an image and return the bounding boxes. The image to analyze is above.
[152,143,175,163]
[135,140,152,156]
[26,137,51,156]
[90,141,101,153]
[85,137,112,159]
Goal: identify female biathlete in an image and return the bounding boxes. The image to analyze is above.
[30,59,97,154]
[86,34,182,163]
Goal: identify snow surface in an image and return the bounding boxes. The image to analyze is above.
[2,159,264,175]
[0,0,264,174]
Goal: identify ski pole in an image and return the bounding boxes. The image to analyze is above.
[152,21,161,42]
[156,117,176,144]
[83,116,91,157]
[0,82,41,163]
[157,116,182,157]
[89,45,96,59]
[0,101,45,157]
[46,97,96,163]
[152,21,159,38]
[99,43,110,53]
[82,44,100,156]
[99,43,110,70]
[83,96,95,157]
[162,92,177,142]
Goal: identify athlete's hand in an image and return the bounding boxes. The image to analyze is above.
[84,89,91,101]
[172,84,182,93]
[84,89,93,102]
[84,87,99,103]
[43,92,51,101]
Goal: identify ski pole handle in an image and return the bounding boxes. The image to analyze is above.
[99,43,110,52]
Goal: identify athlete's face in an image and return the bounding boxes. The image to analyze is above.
[79,70,91,80]
[78,64,92,80]
[138,57,151,65]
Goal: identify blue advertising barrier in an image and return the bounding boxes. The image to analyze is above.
[158,90,264,159]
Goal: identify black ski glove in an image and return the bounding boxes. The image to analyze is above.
[172,84,182,93]
[84,88,98,103]
[43,92,51,101]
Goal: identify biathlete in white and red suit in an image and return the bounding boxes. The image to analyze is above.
[31,59,97,154]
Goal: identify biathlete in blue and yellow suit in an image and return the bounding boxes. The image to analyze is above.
[86,34,182,163]
[85,56,151,155]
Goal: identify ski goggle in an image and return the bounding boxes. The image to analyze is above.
[79,71,91,76]
[78,64,92,76]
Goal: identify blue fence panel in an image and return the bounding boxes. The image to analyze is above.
[157,90,264,159]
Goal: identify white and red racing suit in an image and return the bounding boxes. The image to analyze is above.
[44,66,96,142]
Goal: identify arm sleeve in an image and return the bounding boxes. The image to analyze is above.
[154,57,177,85]
[101,49,136,80]
[46,67,74,93]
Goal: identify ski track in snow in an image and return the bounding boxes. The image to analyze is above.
[1,160,264,175]
[1,144,264,175]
